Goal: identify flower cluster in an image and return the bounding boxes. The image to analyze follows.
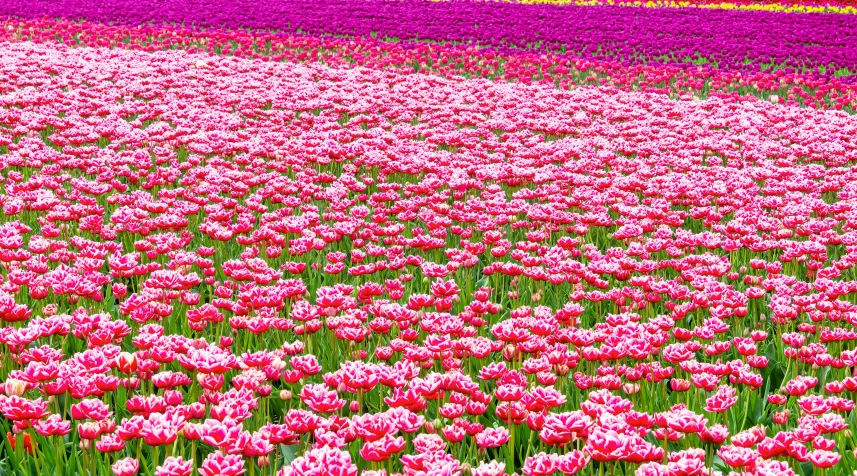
[2,0,857,81]
[465,0,857,14]
[0,3,855,476]
[1,18,856,113]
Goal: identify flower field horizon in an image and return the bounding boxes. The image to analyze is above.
[0,2,856,476]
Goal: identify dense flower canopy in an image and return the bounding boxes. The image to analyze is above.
[0,1,855,476]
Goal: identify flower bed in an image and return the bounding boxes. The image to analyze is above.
[0,38,855,475]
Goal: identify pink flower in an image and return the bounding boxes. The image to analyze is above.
[475,427,510,449]
[557,450,588,475]
[523,452,557,476]
[471,461,507,476]
[199,452,246,476]
[112,457,139,476]
[634,463,668,476]
[278,446,358,476]
[156,456,193,476]
[808,450,841,469]
[33,414,71,437]
[299,384,345,413]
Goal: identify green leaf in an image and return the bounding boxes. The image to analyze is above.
[798,461,815,476]
[280,444,299,467]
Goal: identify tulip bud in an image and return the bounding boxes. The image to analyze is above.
[270,357,287,371]
[257,456,270,468]
[5,379,27,397]
[164,390,183,406]
[279,390,292,401]
[186,402,205,419]
[670,379,691,392]
[349,401,360,412]
[78,422,102,440]
[116,352,137,374]
[112,283,128,300]
[502,344,518,362]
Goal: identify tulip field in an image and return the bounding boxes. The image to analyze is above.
[1,2,857,476]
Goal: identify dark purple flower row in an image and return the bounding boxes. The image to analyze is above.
[4,0,857,79]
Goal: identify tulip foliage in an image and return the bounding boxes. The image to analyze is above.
[0,3,856,476]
